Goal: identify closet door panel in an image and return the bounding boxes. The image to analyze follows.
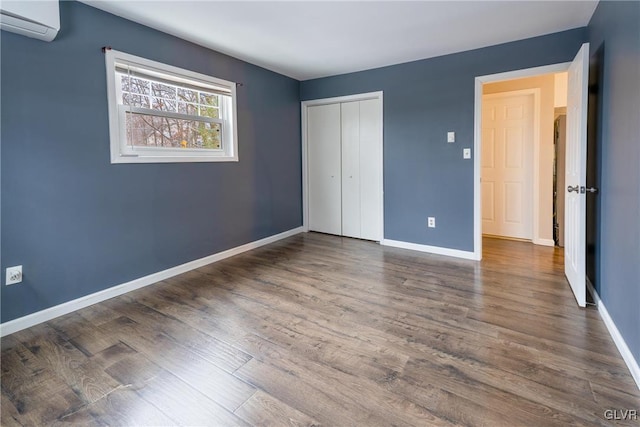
[341,101,361,238]
[359,98,383,241]
[308,104,342,235]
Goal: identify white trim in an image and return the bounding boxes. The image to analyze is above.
[474,79,483,260]
[0,227,304,337]
[381,239,479,261]
[480,63,573,83]
[377,94,385,243]
[474,62,571,260]
[532,87,541,245]
[302,91,383,107]
[301,91,384,241]
[587,280,640,390]
[301,101,309,232]
[532,238,555,247]
[482,89,541,243]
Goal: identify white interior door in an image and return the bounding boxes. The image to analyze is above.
[341,101,361,238]
[482,93,534,240]
[358,98,383,241]
[308,104,342,235]
[565,43,589,307]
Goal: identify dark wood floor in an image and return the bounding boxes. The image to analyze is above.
[2,233,639,426]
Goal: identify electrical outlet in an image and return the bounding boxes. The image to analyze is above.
[428,217,436,228]
[6,265,22,285]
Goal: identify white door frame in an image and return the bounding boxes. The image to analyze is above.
[301,91,384,240]
[482,89,540,242]
[474,63,570,260]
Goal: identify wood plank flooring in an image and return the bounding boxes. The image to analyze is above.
[2,233,639,426]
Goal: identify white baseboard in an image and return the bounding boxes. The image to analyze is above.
[587,280,640,390]
[381,239,479,261]
[0,227,304,338]
[533,238,555,247]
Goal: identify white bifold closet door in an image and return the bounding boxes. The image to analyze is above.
[308,98,382,241]
[341,101,361,238]
[308,103,342,235]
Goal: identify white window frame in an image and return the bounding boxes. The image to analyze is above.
[105,49,238,163]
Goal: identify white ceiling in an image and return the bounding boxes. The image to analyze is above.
[81,1,599,80]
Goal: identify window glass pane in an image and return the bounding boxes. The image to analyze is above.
[151,82,176,100]
[130,77,150,95]
[122,93,150,108]
[121,75,131,92]
[120,75,151,95]
[177,88,198,103]
[199,93,219,107]
[200,106,219,119]
[151,97,176,112]
[197,121,222,149]
[177,102,198,115]
[125,112,221,149]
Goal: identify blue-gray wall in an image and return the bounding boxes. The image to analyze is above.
[0,1,302,322]
[301,29,587,251]
[588,0,640,365]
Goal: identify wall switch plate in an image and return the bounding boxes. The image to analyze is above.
[463,148,471,159]
[447,132,455,143]
[6,265,22,285]
[428,217,436,228]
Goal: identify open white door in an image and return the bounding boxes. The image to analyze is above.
[565,43,589,307]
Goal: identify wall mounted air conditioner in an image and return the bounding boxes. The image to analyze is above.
[1,0,60,42]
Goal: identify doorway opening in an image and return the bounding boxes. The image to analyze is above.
[474,62,571,260]
[479,71,569,248]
